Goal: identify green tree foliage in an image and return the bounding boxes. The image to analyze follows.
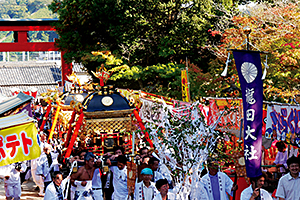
[83,51,184,99]
[85,51,223,100]
[49,0,238,100]
[49,0,235,67]
[206,0,300,102]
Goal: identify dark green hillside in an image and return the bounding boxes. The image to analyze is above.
[0,0,58,42]
[0,0,56,19]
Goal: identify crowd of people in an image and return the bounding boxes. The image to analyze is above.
[1,129,299,200]
[0,104,300,200]
[0,127,175,200]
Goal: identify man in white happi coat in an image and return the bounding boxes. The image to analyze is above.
[71,152,97,200]
[45,171,69,200]
[102,146,124,200]
[36,143,60,191]
[107,154,128,199]
[31,131,48,196]
[134,168,158,200]
[240,172,272,200]
[200,158,237,200]
[3,162,27,200]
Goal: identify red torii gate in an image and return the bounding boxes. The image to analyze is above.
[0,18,72,85]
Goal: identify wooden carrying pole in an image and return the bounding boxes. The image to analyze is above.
[39,104,51,131]
[64,108,76,148]
[48,106,61,142]
[64,110,84,159]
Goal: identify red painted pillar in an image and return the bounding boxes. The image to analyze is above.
[61,51,72,86]
[18,31,28,43]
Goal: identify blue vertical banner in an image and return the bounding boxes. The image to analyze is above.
[233,50,263,178]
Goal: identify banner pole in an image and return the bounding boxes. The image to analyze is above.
[186,56,190,102]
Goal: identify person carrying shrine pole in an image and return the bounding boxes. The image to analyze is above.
[31,131,48,196]
[70,152,101,200]
[36,143,60,191]
[134,168,158,200]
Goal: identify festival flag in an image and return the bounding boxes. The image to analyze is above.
[0,121,41,167]
[207,98,243,136]
[233,50,263,178]
[265,104,300,147]
[181,69,190,102]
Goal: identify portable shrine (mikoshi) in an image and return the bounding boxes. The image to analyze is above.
[81,85,135,155]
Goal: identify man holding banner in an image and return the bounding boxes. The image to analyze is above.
[201,158,237,200]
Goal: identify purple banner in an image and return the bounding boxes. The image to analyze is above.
[233,50,263,178]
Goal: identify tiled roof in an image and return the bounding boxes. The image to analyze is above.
[0,62,61,97]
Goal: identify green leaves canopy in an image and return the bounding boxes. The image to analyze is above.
[49,0,228,68]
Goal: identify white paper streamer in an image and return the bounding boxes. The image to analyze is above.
[262,55,269,80]
[221,52,231,77]
[141,100,220,200]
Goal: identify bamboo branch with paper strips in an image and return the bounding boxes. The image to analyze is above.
[143,100,225,200]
